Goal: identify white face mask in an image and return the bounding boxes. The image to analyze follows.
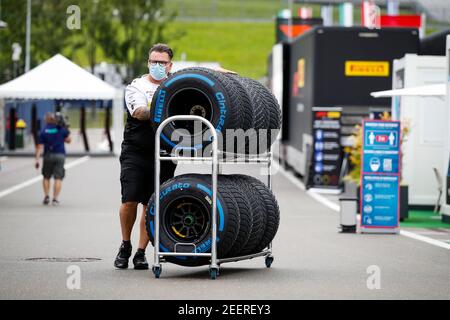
[149,63,167,81]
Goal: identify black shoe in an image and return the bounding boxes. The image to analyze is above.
[43,196,50,205]
[133,250,149,270]
[114,243,132,269]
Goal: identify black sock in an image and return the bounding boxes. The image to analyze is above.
[137,248,145,254]
[122,240,132,249]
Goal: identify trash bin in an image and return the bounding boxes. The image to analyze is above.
[338,197,357,233]
[15,119,27,149]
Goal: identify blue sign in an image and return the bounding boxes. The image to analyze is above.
[361,120,401,231]
[315,130,323,140]
[361,175,399,228]
[315,152,323,162]
[363,121,400,174]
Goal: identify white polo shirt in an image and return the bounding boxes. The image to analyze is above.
[125,75,159,116]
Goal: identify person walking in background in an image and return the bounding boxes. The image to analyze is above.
[35,112,71,205]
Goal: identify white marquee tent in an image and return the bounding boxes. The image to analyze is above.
[370,83,446,98]
[0,54,124,155]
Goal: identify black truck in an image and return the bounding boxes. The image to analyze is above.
[273,26,419,190]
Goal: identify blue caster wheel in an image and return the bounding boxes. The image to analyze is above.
[209,267,219,280]
[152,266,162,278]
[265,256,274,268]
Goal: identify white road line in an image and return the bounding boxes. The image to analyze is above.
[399,230,450,250]
[306,189,341,212]
[272,161,306,191]
[273,161,340,212]
[274,160,450,250]
[0,156,90,199]
[0,175,43,199]
[64,156,90,169]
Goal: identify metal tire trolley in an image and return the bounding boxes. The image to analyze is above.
[153,115,274,279]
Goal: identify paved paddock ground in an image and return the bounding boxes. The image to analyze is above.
[0,156,449,300]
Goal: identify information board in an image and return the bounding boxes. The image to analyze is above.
[307,108,342,189]
[360,120,401,233]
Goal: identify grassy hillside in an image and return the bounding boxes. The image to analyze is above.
[164,21,275,79]
[164,0,318,20]
[160,1,417,79]
[164,0,416,21]
[163,0,310,80]
[68,0,422,80]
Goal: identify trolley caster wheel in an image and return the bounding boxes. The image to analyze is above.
[265,256,274,268]
[152,266,162,278]
[209,267,219,280]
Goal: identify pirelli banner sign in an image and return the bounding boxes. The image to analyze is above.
[345,61,390,77]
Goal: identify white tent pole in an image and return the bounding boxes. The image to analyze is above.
[112,89,124,156]
[443,35,450,216]
[25,0,31,72]
[0,98,4,150]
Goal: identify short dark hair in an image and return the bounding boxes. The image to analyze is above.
[149,43,173,60]
[45,112,56,124]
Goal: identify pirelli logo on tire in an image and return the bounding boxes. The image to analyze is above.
[345,61,390,77]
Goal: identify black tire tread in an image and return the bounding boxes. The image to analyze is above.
[231,76,268,130]
[187,174,241,258]
[230,76,281,153]
[221,73,254,130]
[195,174,252,258]
[229,175,266,255]
[237,174,280,253]
[184,67,251,130]
[220,176,253,257]
[212,176,241,258]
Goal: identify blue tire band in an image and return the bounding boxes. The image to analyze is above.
[196,183,225,232]
[154,73,219,150]
[164,73,215,88]
[148,182,224,258]
[160,133,204,150]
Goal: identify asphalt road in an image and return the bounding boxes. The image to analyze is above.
[0,156,449,299]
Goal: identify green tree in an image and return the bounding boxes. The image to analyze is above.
[69,0,115,72]
[103,0,177,82]
[71,0,179,82]
[31,0,75,63]
[0,0,74,83]
[0,0,27,82]
[0,0,178,84]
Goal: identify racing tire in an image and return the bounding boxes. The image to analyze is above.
[228,76,282,153]
[145,174,240,267]
[229,174,267,255]
[150,67,253,154]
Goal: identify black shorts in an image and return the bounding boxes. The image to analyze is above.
[120,145,177,205]
[42,153,66,180]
